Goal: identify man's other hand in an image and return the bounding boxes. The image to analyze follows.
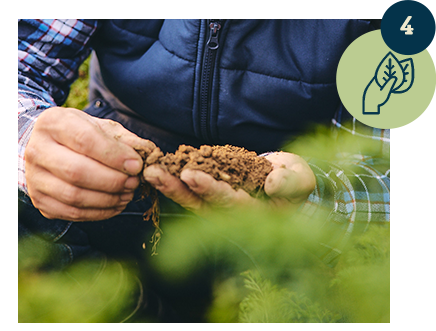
[25,107,155,221]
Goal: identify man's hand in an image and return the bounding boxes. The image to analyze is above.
[25,107,155,221]
[363,76,397,114]
[143,151,316,215]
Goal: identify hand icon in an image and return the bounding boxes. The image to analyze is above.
[362,76,397,115]
[362,52,414,115]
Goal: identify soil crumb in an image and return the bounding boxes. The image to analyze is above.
[136,144,273,197]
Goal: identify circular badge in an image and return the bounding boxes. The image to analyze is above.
[381,0,435,55]
[336,30,436,129]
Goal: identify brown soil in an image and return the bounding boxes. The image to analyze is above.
[134,144,273,255]
[136,144,273,197]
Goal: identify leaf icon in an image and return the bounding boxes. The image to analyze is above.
[375,52,404,90]
[392,58,414,94]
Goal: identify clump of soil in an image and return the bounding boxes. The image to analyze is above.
[134,144,273,255]
[136,144,273,196]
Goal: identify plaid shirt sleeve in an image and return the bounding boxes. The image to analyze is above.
[298,105,390,267]
[18,19,99,194]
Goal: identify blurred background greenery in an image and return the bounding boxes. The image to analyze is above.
[18,208,389,323]
[63,56,90,109]
[19,56,390,323]
[151,206,389,323]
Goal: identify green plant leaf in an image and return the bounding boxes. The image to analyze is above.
[392,58,414,93]
[375,52,404,90]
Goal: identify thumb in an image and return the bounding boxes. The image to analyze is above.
[381,76,397,95]
[377,76,397,105]
[264,167,315,204]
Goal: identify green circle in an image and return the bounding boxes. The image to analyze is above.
[337,30,436,129]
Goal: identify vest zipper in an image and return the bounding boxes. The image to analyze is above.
[200,19,223,141]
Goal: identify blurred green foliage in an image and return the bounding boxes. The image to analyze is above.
[239,270,342,323]
[18,239,141,323]
[63,56,90,109]
[18,215,389,322]
[152,207,389,323]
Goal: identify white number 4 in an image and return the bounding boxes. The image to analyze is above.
[400,16,414,35]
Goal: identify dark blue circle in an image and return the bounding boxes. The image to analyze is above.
[381,0,435,55]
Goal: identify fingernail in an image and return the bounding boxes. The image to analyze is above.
[143,167,164,187]
[124,159,142,175]
[144,176,162,187]
[180,170,198,189]
[120,192,134,202]
[124,176,139,190]
[185,176,198,189]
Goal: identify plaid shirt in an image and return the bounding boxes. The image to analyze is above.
[18,19,390,266]
[300,108,390,266]
[18,19,98,190]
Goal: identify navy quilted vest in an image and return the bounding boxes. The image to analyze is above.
[92,19,372,153]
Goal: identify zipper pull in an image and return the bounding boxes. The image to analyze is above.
[206,20,222,50]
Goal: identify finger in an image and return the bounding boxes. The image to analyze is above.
[36,108,143,176]
[180,169,256,207]
[264,167,314,203]
[28,167,134,209]
[381,76,397,92]
[95,118,157,153]
[264,167,299,197]
[29,191,125,222]
[26,138,140,193]
[265,151,304,170]
[143,165,203,211]
[380,76,397,102]
[264,152,316,200]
